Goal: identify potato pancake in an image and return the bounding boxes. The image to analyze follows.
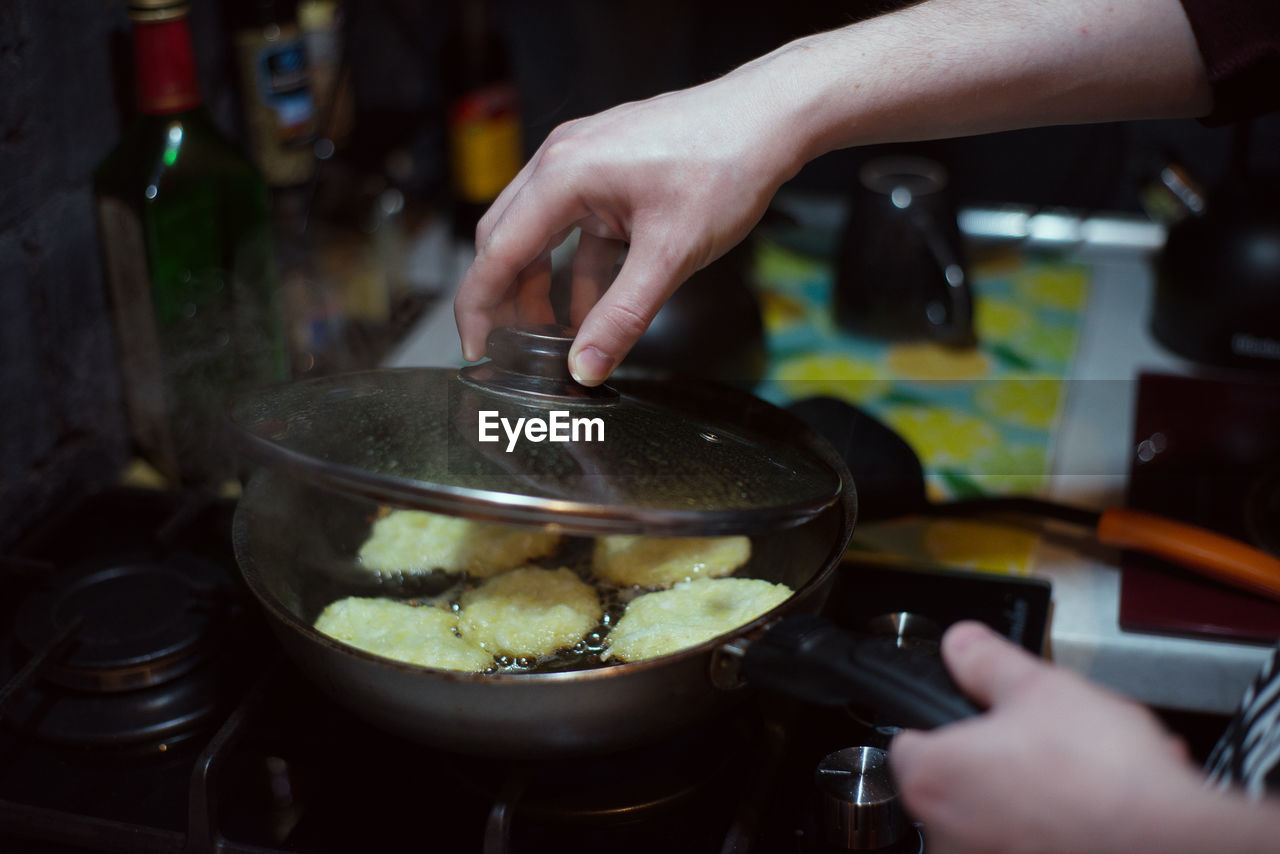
[314,597,494,672]
[357,509,561,577]
[591,535,751,587]
[604,577,792,662]
[458,567,602,658]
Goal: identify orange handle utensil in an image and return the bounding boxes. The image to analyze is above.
[1097,508,1280,603]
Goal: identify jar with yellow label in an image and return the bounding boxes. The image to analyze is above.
[446,0,523,242]
[227,0,320,188]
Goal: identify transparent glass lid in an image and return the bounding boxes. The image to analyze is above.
[228,327,843,536]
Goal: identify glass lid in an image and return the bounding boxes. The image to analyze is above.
[228,326,844,536]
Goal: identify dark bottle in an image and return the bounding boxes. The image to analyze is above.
[226,0,319,188]
[95,0,288,487]
[446,0,523,242]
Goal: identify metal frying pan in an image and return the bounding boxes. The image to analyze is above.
[229,329,978,756]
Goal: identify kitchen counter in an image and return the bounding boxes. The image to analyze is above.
[386,212,1274,716]
[1033,245,1271,714]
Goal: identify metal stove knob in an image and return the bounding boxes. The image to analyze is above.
[815,746,906,850]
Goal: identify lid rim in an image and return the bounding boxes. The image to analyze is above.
[233,423,841,536]
[228,366,845,536]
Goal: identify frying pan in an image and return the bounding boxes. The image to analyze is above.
[231,374,977,757]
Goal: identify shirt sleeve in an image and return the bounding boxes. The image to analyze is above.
[1204,643,1280,798]
[1177,0,1280,125]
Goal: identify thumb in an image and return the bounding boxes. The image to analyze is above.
[940,620,1043,709]
[887,727,928,774]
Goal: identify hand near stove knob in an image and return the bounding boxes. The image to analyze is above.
[888,621,1280,854]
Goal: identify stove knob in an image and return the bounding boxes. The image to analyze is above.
[815,746,906,850]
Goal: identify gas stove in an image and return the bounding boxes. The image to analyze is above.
[0,488,1049,853]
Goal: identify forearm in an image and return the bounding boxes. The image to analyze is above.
[453,0,1216,380]
[742,0,1212,169]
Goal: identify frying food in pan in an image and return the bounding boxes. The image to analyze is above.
[314,597,494,671]
[320,500,781,674]
[604,577,793,662]
[591,534,752,587]
[458,567,602,658]
[230,360,892,754]
[357,509,562,577]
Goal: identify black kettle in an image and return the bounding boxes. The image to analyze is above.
[833,156,976,348]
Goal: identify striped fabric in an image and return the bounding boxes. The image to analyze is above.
[1205,645,1280,798]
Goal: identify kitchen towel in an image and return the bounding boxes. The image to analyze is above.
[752,238,1090,575]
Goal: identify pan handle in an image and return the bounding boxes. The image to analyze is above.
[741,614,980,730]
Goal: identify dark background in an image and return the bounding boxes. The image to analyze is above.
[2,0,1277,549]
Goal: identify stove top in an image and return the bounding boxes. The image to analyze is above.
[0,488,1048,853]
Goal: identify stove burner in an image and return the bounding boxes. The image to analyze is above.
[505,743,732,823]
[14,555,228,692]
[461,712,753,827]
[4,662,231,750]
[2,552,240,750]
[1245,467,1280,558]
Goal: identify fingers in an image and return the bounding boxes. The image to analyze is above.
[887,728,938,795]
[568,235,690,385]
[569,231,625,327]
[455,170,590,361]
[888,727,928,771]
[514,251,555,327]
[940,620,1042,709]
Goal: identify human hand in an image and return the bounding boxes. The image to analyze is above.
[454,0,1211,387]
[453,52,812,385]
[890,621,1202,854]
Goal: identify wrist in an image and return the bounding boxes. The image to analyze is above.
[734,32,855,174]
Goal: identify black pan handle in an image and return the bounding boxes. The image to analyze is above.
[741,614,980,729]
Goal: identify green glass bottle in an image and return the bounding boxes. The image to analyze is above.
[95,0,288,487]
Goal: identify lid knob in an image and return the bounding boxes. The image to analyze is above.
[485,325,575,380]
[460,325,618,402]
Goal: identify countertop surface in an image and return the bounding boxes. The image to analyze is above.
[1034,246,1271,714]
[387,215,1274,716]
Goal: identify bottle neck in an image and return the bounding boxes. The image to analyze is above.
[133,16,203,115]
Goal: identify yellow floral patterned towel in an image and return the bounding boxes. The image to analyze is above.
[752,241,1089,575]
